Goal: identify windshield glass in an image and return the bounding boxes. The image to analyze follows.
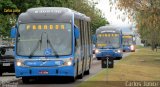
[17,23,72,56]
[123,35,133,46]
[96,33,120,49]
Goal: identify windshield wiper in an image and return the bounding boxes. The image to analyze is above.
[46,32,59,58]
[29,32,59,58]
[28,40,42,58]
[29,32,43,58]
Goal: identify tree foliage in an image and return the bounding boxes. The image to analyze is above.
[116,0,160,50]
[0,0,108,37]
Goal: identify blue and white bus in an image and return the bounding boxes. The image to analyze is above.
[122,34,135,52]
[94,26,123,60]
[11,7,92,83]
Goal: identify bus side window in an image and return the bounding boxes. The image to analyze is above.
[74,25,80,51]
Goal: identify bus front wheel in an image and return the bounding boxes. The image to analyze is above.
[22,77,30,84]
[69,76,76,82]
[0,72,2,76]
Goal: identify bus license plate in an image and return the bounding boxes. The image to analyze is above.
[3,63,10,66]
[39,71,48,74]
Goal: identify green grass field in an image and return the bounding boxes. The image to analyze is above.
[78,47,160,87]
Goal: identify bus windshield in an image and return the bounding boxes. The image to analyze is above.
[96,33,120,49]
[17,23,72,56]
[123,35,133,46]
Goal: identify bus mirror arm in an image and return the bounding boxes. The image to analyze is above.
[0,48,6,55]
[10,26,17,38]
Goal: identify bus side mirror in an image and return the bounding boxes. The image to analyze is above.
[0,48,6,55]
[92,34,96,44]
[10,26,16,38]
[74,27,80,39]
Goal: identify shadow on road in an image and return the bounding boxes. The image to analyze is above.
[21,76,77,84]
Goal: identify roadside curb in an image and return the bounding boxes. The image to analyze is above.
[0,78,21,85]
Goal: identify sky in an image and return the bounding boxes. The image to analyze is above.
[89,0,135,33]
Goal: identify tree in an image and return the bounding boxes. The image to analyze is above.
[116,0,160,51]
[0,0,17,37]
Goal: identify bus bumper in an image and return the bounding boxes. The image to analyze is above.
[123,46,131,52]
[123,46,135,52]
[95,49,122,60]
[114,52,123,60]
[15,66,75,78]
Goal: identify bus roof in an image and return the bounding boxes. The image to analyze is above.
[18,7,90,23]
[122,33,134,36]
[122,32,134,35]
[96,25,121,34]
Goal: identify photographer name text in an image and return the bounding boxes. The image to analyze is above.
[125,81,159,87]
[4,8,21,13]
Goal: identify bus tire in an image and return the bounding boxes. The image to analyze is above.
[78,70,84,79]
[0,72,2,76]
[85,56,91,75]
[131,50,135,52]
[97,57,101,60]
[116,57,122,60]
[22,77,30,84]
[69,76,76,82]
[84,69,90,75]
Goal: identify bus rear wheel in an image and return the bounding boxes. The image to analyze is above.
[84,69,90,75]
[78,71,84,79]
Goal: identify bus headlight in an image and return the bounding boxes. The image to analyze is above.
[117,49,121,53]
[130,45,134,50]
[95,49,100,54]
[16,60,23,66]
[64,58,72,66]
[115,49,121,53]
[64,61,72,66]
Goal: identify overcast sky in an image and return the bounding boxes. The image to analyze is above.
[91,0,132,27]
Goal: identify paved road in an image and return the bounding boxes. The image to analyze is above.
[1,52,131,87]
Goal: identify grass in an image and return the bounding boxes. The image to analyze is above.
[135,45,144,49]
[78,47,160,87]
